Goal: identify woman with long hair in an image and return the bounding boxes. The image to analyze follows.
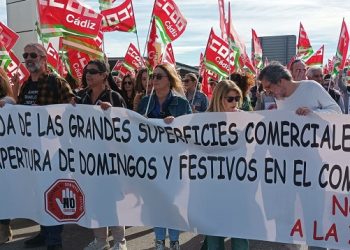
[77,60,127,250]
[133,68,153,111]
[137,63,191,250]
[121,74,136,110]
[203,80,249,250]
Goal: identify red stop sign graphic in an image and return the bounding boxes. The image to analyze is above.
[45,179,85,222]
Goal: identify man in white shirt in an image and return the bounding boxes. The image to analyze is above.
[258,61,341,250]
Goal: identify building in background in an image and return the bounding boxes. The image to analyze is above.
[258,35,296,65]
[6,0,38,58]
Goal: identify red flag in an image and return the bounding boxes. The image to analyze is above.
[333,19,349,75]
[162,43,176,66]
[60,35,104,59]
[251,29,263,70]
[0,22,19,51]
[305,45,324,67]
[6,51,30,85]
[65,49,92,81]
[123,43,144,71]
[204,28,234,78]
[226,2,252,73]
[218,0,227,41]
[111,60,123,74]
[153,0,187,44]
[147,18,161,70]
[297,22,314,60]
[46,42,67,77]
[37,0,103,39]
[101,0,137,33]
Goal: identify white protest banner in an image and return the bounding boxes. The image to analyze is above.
[0,104,349,249]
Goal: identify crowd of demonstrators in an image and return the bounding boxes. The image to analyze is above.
[200,80,249,250]
[306,66,345,112]
[0,68,15,246]
[74,60,127,250]
[10,43,74,250]
[133,67,153,111]
[120,74,136,110]
[137,63,192,250]
[182,73,208,112]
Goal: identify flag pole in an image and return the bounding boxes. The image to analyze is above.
[142,0,157,58]
[227,1,232,80]
[130,0,143,65]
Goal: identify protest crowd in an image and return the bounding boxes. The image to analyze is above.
[0,0,349,250]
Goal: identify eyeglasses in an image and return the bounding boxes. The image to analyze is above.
[23,52,39,59]
[152,74,168,80]
[124,81,133,85]
[225,96,240,103]
[84,68,103,75]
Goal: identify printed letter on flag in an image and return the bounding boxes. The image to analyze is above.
[0,22,19,51]
[123,43,144,72]
[333,19,349,76]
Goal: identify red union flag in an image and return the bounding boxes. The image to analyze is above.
[123,43,144,71]
[0,22,19,51]
[37,0,103,39]
[251,29,263,70]
[46,42,66,77]
[297,22,314,60]
[305,45,324,67]
[153,0,187,44]
[333,19,349,75]
[204,28,234,78]
[60,35,104,59]
[162,43,176,67]
[65,49,91,81]
[111,60,123,74]
[101,0,136,33]
[5,51,30,84]
[147,18,162,70]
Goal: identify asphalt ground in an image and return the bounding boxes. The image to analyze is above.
[0,219,308,250]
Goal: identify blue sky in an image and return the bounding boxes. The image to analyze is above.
[1,0,350,66]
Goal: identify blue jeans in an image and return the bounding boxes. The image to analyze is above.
[202,236,249,250]
[42,225,63,246]
[154,227,179,241]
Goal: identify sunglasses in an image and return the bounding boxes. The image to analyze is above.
[225,96,240,103]
[152,74,168,80]
[23,52,39,59]
[84,68,103,75]
[124,81,133,85]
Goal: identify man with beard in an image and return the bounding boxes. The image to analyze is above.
[12,43,74,250]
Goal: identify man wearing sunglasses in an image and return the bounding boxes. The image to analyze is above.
[11,43,74,250]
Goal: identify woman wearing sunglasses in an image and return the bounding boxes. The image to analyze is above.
[137,63,191,250]
[133,68,153,111]
[121,74,135,110]
[75,60,127,250]
[201,80,249,250]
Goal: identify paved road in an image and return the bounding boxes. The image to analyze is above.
[0,219,307,250]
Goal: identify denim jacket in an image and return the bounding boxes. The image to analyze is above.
[137,90,192,118]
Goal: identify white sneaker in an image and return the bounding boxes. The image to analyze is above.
[110,241,127,250]
[84,238,110,250]
[155,240,165,250]
[170,240,180,250]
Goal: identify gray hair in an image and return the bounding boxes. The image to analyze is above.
[24,43,47,56]
[306,66,322,78]
[258,61,292,84]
